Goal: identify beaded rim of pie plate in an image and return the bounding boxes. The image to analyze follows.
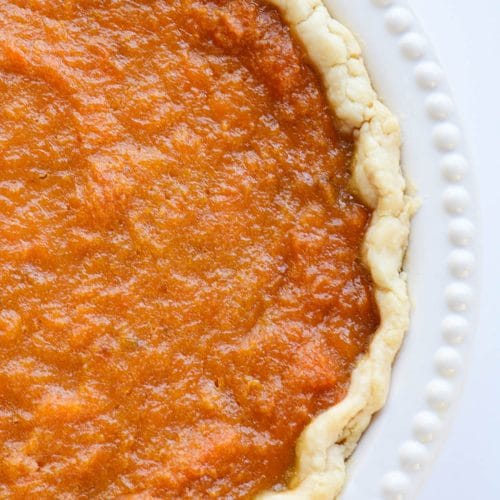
[362,1,476,499]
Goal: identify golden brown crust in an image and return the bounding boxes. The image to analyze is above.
[258,0,415,498]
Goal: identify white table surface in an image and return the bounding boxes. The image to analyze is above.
[408,1,500,498]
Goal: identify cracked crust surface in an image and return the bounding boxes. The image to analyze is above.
[259,0,414,498]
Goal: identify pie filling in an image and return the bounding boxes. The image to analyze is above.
[0,0,379,497]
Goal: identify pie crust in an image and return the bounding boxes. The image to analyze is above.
[258,0,415,497]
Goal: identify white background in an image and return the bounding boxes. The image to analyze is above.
[409,1,500,498]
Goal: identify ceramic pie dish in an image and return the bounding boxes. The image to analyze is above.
[329,1,477,499]
[0,0,476,499]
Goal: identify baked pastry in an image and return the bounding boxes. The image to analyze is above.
[0,0,413,498]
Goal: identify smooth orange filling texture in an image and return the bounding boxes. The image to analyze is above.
[0,0,379,498]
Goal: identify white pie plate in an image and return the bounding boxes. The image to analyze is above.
[321,1,478,499]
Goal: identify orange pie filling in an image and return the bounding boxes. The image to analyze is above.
[0,0,379,498]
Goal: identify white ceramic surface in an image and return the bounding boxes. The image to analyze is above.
[320,1,479,498]
[411,1,500,498]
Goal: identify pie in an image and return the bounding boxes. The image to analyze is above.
[0,0,413,498]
